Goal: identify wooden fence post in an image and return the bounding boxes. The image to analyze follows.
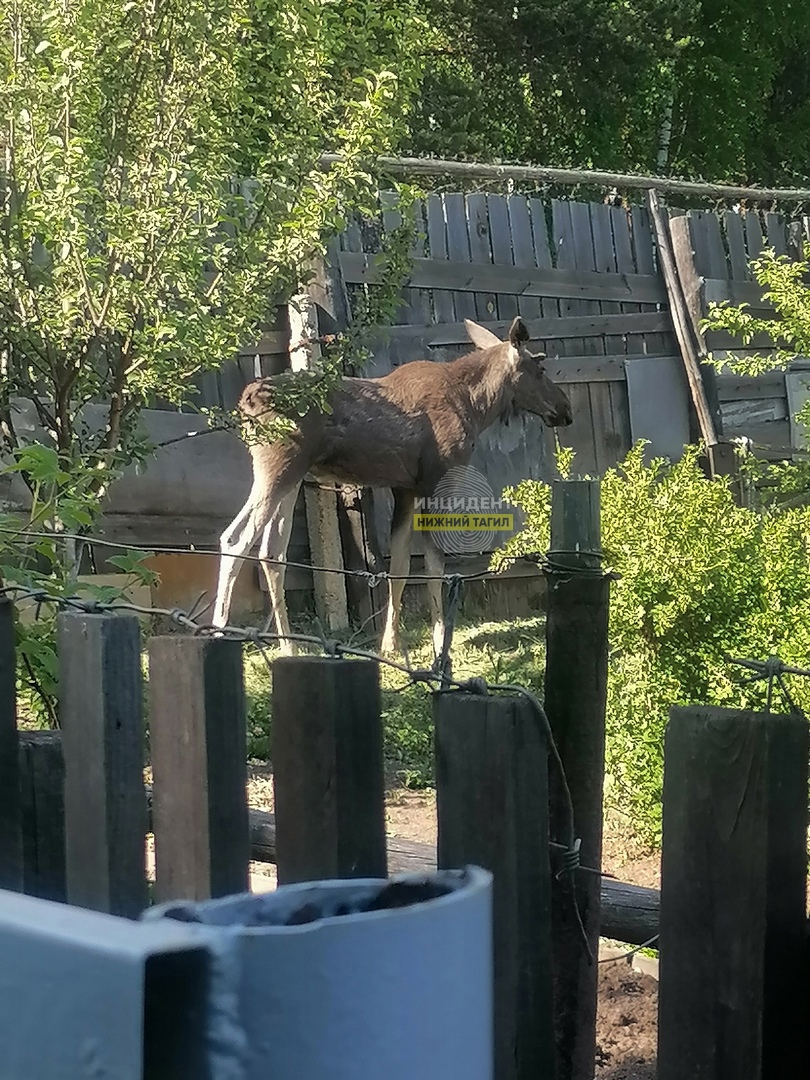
[149,636,250,903]
[434,690,554,1080]
[658,706,809,1080]
[19,731,66,902]
[272,655,386,884]
[0,599,22,891]
[543,479,610,1080]
[59,611,147,917]
[289,277,350,633]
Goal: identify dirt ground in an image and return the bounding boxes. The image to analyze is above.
[245,767,659,1079]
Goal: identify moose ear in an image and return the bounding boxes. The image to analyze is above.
[464,319,502,350]
[508,317,530,348]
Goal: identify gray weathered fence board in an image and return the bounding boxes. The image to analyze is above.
[466,193,497,321]
[339,253,669,305]
[488,195,520,321]
[724,212,750,280]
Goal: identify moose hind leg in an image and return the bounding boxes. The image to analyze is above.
[257,484,301,656]
[213,494,272,628]
[381,489,414,655]
[423,535,446,661]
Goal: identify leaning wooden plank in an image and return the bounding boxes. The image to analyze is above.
[647,189,717,447]
[669,213,724,438]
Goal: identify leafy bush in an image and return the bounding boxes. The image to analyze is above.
[494,443,810,845]
[1,444,157,725]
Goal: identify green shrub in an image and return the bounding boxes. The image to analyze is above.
[494,443,810,845]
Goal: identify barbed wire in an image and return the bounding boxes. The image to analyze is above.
[725,653,810,716]
[0,522,606,583]
[598,934,660,966]
[0,523,536,585]
[0,579,603,962]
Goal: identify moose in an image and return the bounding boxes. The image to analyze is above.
[212,315,573,655]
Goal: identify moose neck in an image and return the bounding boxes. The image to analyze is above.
[451,348,516,434]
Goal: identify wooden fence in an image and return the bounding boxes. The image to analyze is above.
[3,192,810,625]
[1,476,808,1078]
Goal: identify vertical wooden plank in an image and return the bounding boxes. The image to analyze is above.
[427,194,455,324]
[507,196,541,319]
[552,199,576,275]
[588,383,617,473]
[591,202,622,356]
[688,210,728,280]
[149,636,249,902]
[765,212,788,257]
[630,204,656,274]
[488,195,519,320]
[444,192,477,320]
[569,201,603,471]
[59,611,147,917]
[381,190,417,325]
[530,198,562,357]
[408,198,433,324]
[724,212,750,279]
[19,730,66,903]
[611,204,645,357]
[555,384,598,477]
[303,484,350,632]
[552,201,586,367]
[658,706,809,1080]
[745,211,765,261]
[337,486,385,637]
[0,599,22,892]
[607,381,632,459]
[529,198,554,269]
[272,656,386,885]
[290,265,350,632]
[466,193,497,321]
[544,481,609,1080]
[435,691,554,1080]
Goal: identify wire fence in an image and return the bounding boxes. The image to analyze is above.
[0,574,619,962]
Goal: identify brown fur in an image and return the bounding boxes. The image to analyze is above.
[213,316,572,655]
